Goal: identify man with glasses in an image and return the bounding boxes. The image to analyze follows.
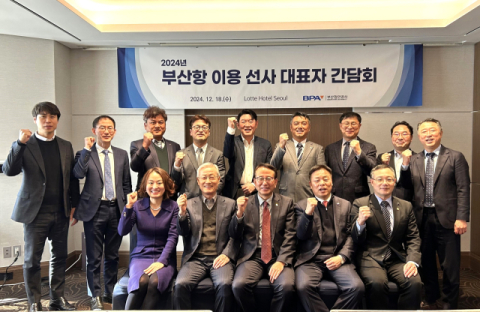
[325,112,376,203]
[72,115,132,310]
[172,115,225,198]
[223,109,273,199]
[230,164,296,312]
[351,165,422,310]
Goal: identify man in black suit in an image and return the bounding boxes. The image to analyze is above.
[130,106,181,191]
[174,162,237,312]
[325,112,377,203]
[295,165,364,312]
[409,118,470,309]
[3,102,80,312]
[230,164,296,312]
[377,121,415,201]
[223,109,273,199]
[72,115,132,310]
[352,164,422,310]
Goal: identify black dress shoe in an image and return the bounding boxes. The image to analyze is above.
[49,297,75,311]
[29,302,42,311]
[91,296,104,311]
[102,293,112,304]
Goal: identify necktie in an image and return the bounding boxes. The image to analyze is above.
[342,141,350,170]
[261,201,272,264]
[425,152,435,207]
[197,148,204,167]
[380,201,392,261]
[322,201,328,208]
[297,143,303,165]
[102,150,114,200]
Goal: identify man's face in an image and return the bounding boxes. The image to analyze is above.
[309,169,333,200]
[254,167,278,198]
[34,112,58,136]
[92,118,116,145]
[370,168,396,199]
[418,122,443,151]
[197,165,220,197]
[290,116,311,141]
[339,117,361,140]
[144,115,166,139]
[190,119,210,142]
[391,125,412,151]
[238,114,258,138]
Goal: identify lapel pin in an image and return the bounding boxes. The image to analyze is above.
[123,212,126,217]
[276,203,278,206]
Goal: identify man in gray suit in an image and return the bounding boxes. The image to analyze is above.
[72,115,132,310]
[174,162,237,312]
[295,165,364,312]
[270,112,325,202]
[172,115,225,198]
[3,102,80,312]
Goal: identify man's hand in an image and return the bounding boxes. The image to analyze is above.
[175,151,184,167]
[19,129,32,144]
[357,206,371,225]
[279,133,289,149]
[70,208,78,226]
[402,150,412,166]
[403,262,418,278]
[325,255,343,271]
[237,196,247,218]
[227,117,237,129]
[177,193,187,216]
[142,132,154,149]
[350,139,361,156]
[213,254,230,269]
[454,220,467,235]
[269,261,285,283]
[241,183,256,196]
[84,137,95,150]
[381,153,390,165]
[144,262,164,275]
[126,192,138,209]
[305,198,318,215]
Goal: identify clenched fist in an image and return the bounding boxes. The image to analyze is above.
[126,192,138,208]
[237,196,248,218]
[19,129,32,144]
[401,150,412,166]
[142,132,154,149]
[175,151,185,167]
[227,117,237,129]
[381,153,390,165]
[279,133,289,149]
[357,206,371,225]
[84,137,95,150]
[177,193,187,216]
[305,198,318,215]
[350,139,361,156]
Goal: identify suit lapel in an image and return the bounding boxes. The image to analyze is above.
[313,204,323,241]
[370,195,389,240]
[332,196,342,244]
[149,144,160,168]
[433,146,448,185]
[252,196,260,243]
[391,197,401,239]
[192,197,203,241]
[186,145,199,171]
[166,141,175,170]
[389,150,396,176]
[270,193,281,242]
[203,145,214,164]
[90,145,104,182]
[415,152,425,187]
[236,136,246,166]
[56,138,67,177]
[299,141,314,168]
[27,136,46,177]
[215,197,225,242]
[112,146,122,189]
[286,140,299,171]
[333,140,345,173]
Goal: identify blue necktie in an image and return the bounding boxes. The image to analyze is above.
[342,141,350,170]
[425,153,435,207]
[102,150,114,200]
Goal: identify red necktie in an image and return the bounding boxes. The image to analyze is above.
[261,201,272,264]
[323,201,328,208]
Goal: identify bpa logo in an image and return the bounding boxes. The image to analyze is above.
[303,95,324,101]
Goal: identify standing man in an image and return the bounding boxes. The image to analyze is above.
[172,115,225,199]
[72,115,132,310]
[223,109,273,199]
[295,165,364,312]
[230,164,296,312]
[325,112,377,203]
[351,165,422,310]
[377,121,415,201]
[130,106,181,191]
[3,102,80,312]
[270,112,325,202]
[409,118,470,309]
[174,163,237,312]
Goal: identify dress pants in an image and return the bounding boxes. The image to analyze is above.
[295,260,364,312]
[421,208,461,308]
[23,211,69,305]
[174,255,234,312]
[83,202,122,297]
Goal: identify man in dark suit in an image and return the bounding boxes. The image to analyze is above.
[352,164,422,310]
[409,118,470,309]
[72,115,132,310]
[230,164,296,312]
[223,109,273,199]
[377,121,415,201]
[295,165,364,312]
[174,162,237,312]
[130,106,181,191]
[172,115,225,198]
[3,102,80,312]
[325,112,377,203]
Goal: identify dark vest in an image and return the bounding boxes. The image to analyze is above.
[153,143,170,173]
[194,201,218,257]
[316,200,336,259]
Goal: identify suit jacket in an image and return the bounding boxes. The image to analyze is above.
[294,196,354,267]
[270,140,325,202]
[325,137,377,203]
[223,133,273,198]
[171,144,226,199]
[376,149,415,201]
[351,195,421,265]
[130,138,181,191]
[409,145,470,229]
[229,193,296,266]
[3,135,80,224]
[73,143,132,222]
[177,195,238,266]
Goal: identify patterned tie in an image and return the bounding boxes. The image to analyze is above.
[196,147,204,167]
[342,141,350,170]
[297,143,303,165]
[102,150,114,200]
[261,201,272,264]
[425,152,435,207]
[380,201,392,260]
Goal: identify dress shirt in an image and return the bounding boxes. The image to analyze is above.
[292,138,306,159]
[35,132,55,141]
[240,135,255,185]
[257,194,273,247]
[423,145,441,172]
[152,137,165,149]
[174,143,208,171]
[96,144,116,200]
[202,195,217,210]
[393,151,403,182]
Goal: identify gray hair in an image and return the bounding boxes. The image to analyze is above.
[417,118,442,131]
[197,162,220,177]
[370,164,395,178]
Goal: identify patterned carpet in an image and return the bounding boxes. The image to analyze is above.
[0,267,479,310]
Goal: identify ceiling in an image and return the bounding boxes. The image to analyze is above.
[1,0,480,48]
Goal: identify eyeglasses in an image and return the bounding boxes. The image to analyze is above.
[97,126,115,132]
[292,121,309,126]
[420,128,439,135]
[392,132,410,138]
[192,125,209,131]
[199,175,218,182]
[373,177,395,183]
[240,119,255,125]
[255,176,275,183]
[341,122,359,128]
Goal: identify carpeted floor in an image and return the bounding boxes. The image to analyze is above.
[1,267,479,310]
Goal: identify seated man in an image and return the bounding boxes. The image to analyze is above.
[352,164,422,310]
[230,164,296,312]
[295,165,364,312]
[174,162,237,312]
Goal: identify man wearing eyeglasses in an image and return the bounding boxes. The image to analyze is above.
[223,109,273,199]
[72,115,132,310]
[325,112,377,203]
[351,164,422,310]
[230,164,296,312]
[377,121,415,201]
[172,115,225,199]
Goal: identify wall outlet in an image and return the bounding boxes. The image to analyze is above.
[13,245,21,257]
[3,246,12,258]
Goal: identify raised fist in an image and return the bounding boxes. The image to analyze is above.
[381,153,390,165]
[401,150,412,166]
[350,139,361,156]
[175,151,185,167]
[305,197,318,215]
[237,196,248,218]
[227,117,237,129]
[177,193,187,215]
[19,129,32,144]
[126,192,138,208]
[143,132,154,149]
[357,206,371,225]
[279,133,289,149]
[84,137,95,150]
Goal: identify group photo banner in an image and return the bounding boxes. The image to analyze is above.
[118,44,423,109]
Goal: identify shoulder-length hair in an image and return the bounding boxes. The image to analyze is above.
[138,167,175,199]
